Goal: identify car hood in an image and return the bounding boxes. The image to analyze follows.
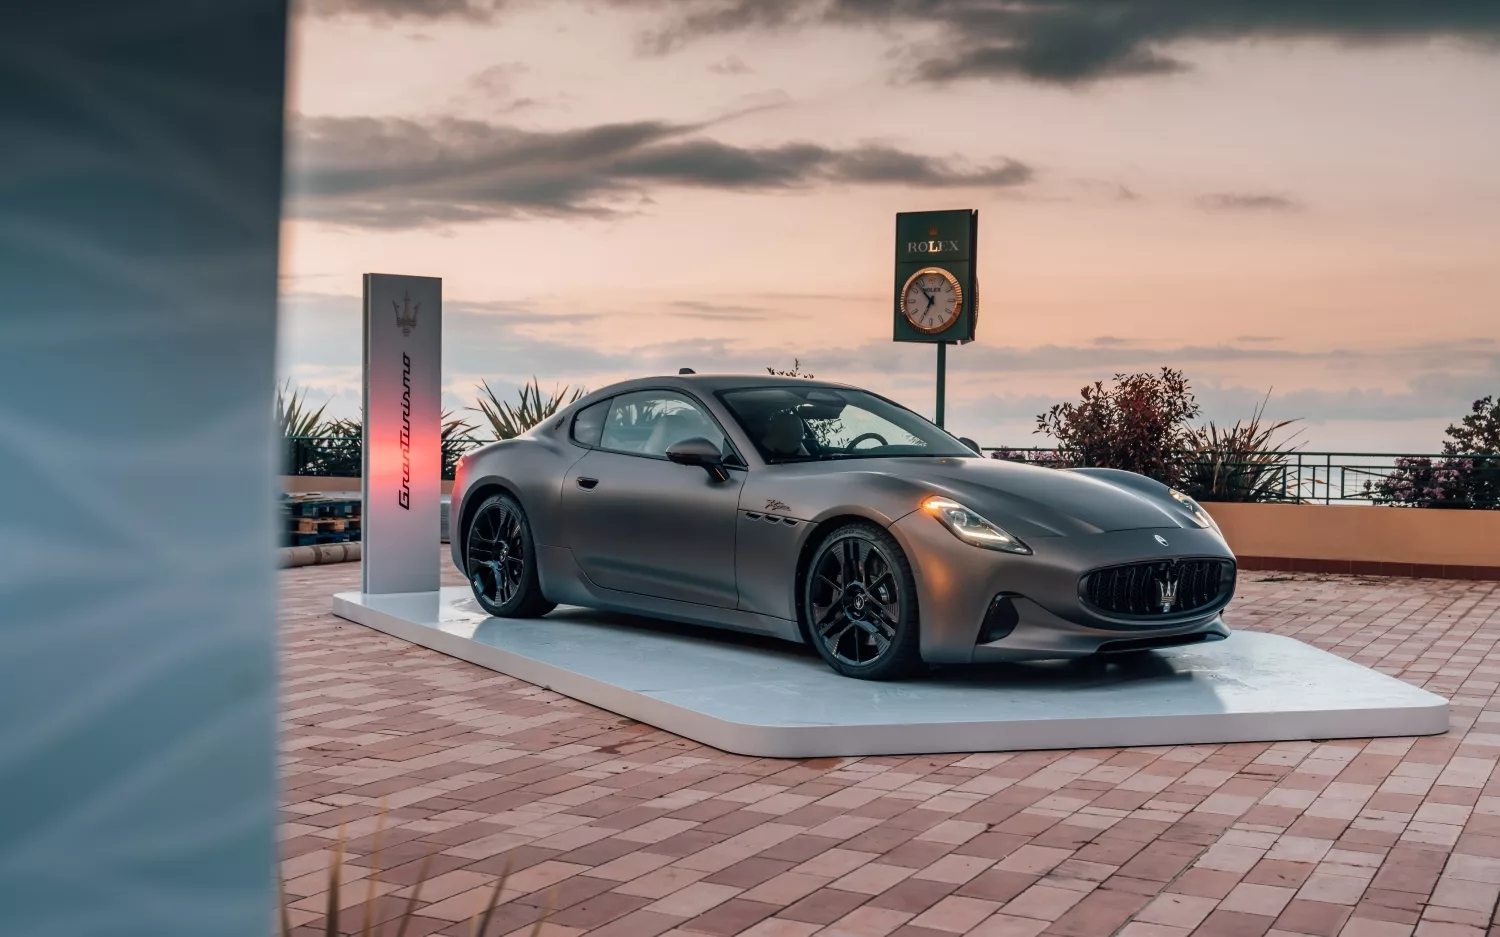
[860,457,1194,537]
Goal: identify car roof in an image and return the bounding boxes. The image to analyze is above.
[574,373,859,403]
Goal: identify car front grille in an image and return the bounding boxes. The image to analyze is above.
[1081,558,1236,618]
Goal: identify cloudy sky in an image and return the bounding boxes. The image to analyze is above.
[278,0,1500,451]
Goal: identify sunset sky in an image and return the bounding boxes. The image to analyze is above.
[277,0,1500,451]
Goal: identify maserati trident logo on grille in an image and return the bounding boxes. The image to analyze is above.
[1155,574,1180,613]
[1154,534,1170,547]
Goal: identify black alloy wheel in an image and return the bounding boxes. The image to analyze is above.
[803,523,922,679]
[465,493,555,618]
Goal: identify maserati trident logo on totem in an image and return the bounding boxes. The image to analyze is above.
[394,292,420,337]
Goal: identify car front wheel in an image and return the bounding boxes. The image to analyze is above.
[465,493,555,618]
[803,523,923,679]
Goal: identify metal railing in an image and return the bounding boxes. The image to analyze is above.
[284,435,486,480]
[984,447,1500,507]
[283,435,1500,506]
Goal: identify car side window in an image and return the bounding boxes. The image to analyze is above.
[570,398,610,447]
[599,391,727,459]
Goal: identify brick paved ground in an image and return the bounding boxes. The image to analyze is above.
[278,560,1500,937]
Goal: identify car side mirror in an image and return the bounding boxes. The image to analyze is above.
[666,437,730,482]
[958,436,983,456]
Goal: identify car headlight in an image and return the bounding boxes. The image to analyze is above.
[921,497,1032,555]
[1169,488,1220,532]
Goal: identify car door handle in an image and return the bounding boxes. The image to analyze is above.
[576,476,599,490]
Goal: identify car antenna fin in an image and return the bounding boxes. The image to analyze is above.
[678,367,696,374]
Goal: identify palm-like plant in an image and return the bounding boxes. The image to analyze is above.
[442,409,481,478]
[472,377,584,440]
[276,379,329,439]
[1180,394,1303,502]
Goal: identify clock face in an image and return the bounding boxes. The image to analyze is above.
[901,268,962,334]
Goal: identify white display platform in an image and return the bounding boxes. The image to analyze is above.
[331,587,1449,758]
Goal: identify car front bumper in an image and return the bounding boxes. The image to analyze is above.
[888,510,1236,664]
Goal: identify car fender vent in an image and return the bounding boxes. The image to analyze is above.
[743,511,798,526]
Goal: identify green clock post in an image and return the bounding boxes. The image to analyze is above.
[893,209,978,427]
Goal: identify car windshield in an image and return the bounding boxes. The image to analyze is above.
[717,385,975,463]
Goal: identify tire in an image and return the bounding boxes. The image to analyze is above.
[464,493,555,618]
[802,522,923,679]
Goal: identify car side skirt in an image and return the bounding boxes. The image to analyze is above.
[536,545,805,644]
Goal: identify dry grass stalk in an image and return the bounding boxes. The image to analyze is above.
[275,804,535,937]
[324,825,345,937]
[471,854,514,937]
[392,848,436,937]
[528,887,559,937]
[278,870,293,937]
[360,796,388,937]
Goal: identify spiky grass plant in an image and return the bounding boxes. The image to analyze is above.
[1181,393,1303,502]
[277,805,555,937]
[276,379,330,439]
[442,409,481,478]
[472,377,584,440]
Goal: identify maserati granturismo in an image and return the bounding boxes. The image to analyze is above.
[449,374,1235,679]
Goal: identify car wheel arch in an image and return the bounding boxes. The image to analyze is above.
[791,511,897,645]
[457,479,523,571]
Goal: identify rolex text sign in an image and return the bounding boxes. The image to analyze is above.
[363,273,442,595]
[893,209,979,343]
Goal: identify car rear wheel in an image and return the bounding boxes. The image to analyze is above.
[803,523,922,679]
[465,493,555,618]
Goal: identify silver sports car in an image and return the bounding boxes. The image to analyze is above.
[450,373,1235,680]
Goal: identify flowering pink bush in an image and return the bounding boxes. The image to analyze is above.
[1366,397,1499,508]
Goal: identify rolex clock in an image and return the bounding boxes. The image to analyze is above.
[900,267,963,334]
[892,209,978,343]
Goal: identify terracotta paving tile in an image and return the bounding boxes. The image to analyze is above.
[1272,897,1352,936]
[1220,882,1296,916]
[705,857,798,890]
[956,870,1041,904]
[676,897,781,936]
[1194,908,1276,936]
[1135,893,1218,929]
[820,905,916,937]
[865,877,960,915]
[582,908,685,937]
[1043,887,1151,936]
[1000,884,1088,921]
[965,913,1049,936]
[548,892,654,929]
[277,562,1500,936]
[734,919,822,937]
[779,887,870,925]
[644,882,742,917]
[908,896,1002,933]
